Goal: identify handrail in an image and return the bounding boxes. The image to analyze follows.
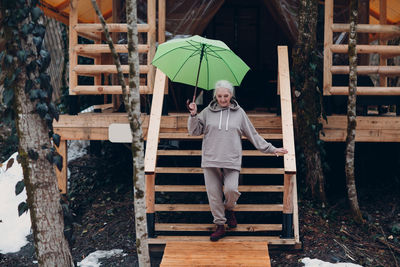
[144,68,167,173]
[277,46,296,173]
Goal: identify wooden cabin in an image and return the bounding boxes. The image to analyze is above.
[40,0,400,263]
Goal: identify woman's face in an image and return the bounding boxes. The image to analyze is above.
[215,87,232,108]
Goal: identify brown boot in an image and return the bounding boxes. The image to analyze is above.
[225,210,237,228]
[210,224,225,241]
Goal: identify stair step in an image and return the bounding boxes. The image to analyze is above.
[160,241,271,267]
[149,236,297,245]
[155,185,284,192]
[157,150,281,156]
[158,133,283,140]
[154,204,283,212]
[155,167,285,174]
[155,223,282,232]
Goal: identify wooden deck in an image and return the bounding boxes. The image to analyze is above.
[53,113,400,142]
[160,241,270,267]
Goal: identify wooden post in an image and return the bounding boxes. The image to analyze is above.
[112,0,121,111]
[323,0,333,95]
[158,0,166,44]
[379,0,387,87]
[147,0,156,92]
[277,46,296,173]
[94,0,102,89]
[146,173,155,237]
[282,173,294,238]
[55,140,68,194]
[358,0,369,65]
[144,69,167,238]
[278,46,296,238]
[69,0,78,95]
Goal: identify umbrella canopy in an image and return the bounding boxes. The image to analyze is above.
[152,35,250,100]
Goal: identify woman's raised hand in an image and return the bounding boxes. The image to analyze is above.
[187,101,197,116]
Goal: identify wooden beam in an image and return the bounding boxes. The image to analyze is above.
[146,173,155,213]
[69,0,78,95]
[156,150,282,156]
[74,23,150,33]
[158,0,166,44]
[155,223,282,232]
[148,236,297,245]
[331,44,400,54]
[71,85,151,95]
[55,0,70,11]
[55,140,67,194]
[93,0,102,88]
[329,86,400,95]
[292,174,300,243]
[331,65,400,75]
[41,6,69,25]
[155,167,285,174]
[379,0,388,87]
[154,204,283,212]
[74,44,149,54]
[155,185,284,192]
[73,64,149,75]
[277,46,296,173]
[331,23,400,33]
[144,69,167,173]
[147,0,157,91]
[283,173,294,214]
[323,0,333,95]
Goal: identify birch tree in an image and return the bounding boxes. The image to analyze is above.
[90,0,150,265]
[0,0,74,266]
[292,0,326,204]
[346,0,364,224]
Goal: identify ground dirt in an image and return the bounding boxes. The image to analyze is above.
[1,144,399,267]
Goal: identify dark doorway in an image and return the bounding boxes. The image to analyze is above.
[203,0,291,111]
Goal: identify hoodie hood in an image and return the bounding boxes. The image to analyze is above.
[207,97,240,131]
[208,97,240,112]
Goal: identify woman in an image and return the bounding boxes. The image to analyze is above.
[187,80,288,241]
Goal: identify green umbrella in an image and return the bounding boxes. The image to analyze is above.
[151,35,250,103]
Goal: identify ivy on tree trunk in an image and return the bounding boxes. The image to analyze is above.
[292,0,326,204]
[346,0,364,224]
[0,0,74,266]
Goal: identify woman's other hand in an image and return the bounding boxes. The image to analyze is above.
[187,101,197,116]
[274,147,288,156]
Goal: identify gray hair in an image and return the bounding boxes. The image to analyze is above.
[214,80,234,96]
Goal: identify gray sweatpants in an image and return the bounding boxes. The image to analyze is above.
[203,167,241,225]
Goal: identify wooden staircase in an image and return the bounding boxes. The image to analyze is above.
[143,47,300,248]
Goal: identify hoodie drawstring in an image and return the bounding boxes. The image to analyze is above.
[218,109,230,131]
[225,108,230,131]
[218,110,222,130]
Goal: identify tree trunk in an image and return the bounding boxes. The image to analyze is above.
[346,0,364,224]
[292,0,326,204]
[6,1,75,265]
[90,0,150,265]
[126,1,150,266]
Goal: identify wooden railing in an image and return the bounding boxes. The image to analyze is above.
[324,0,400,96]
[277,46,299,243]
[68,0,156,95]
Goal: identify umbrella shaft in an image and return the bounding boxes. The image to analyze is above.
[193,44,205,103]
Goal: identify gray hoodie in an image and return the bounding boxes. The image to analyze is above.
[188,98,277,171]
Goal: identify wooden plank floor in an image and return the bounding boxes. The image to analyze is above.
[160,241,270,267]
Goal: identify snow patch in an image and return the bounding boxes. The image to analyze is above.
[68,140,89,162]
[77,249,125,267]
[0,153,32,253]
[301,257,363,267]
